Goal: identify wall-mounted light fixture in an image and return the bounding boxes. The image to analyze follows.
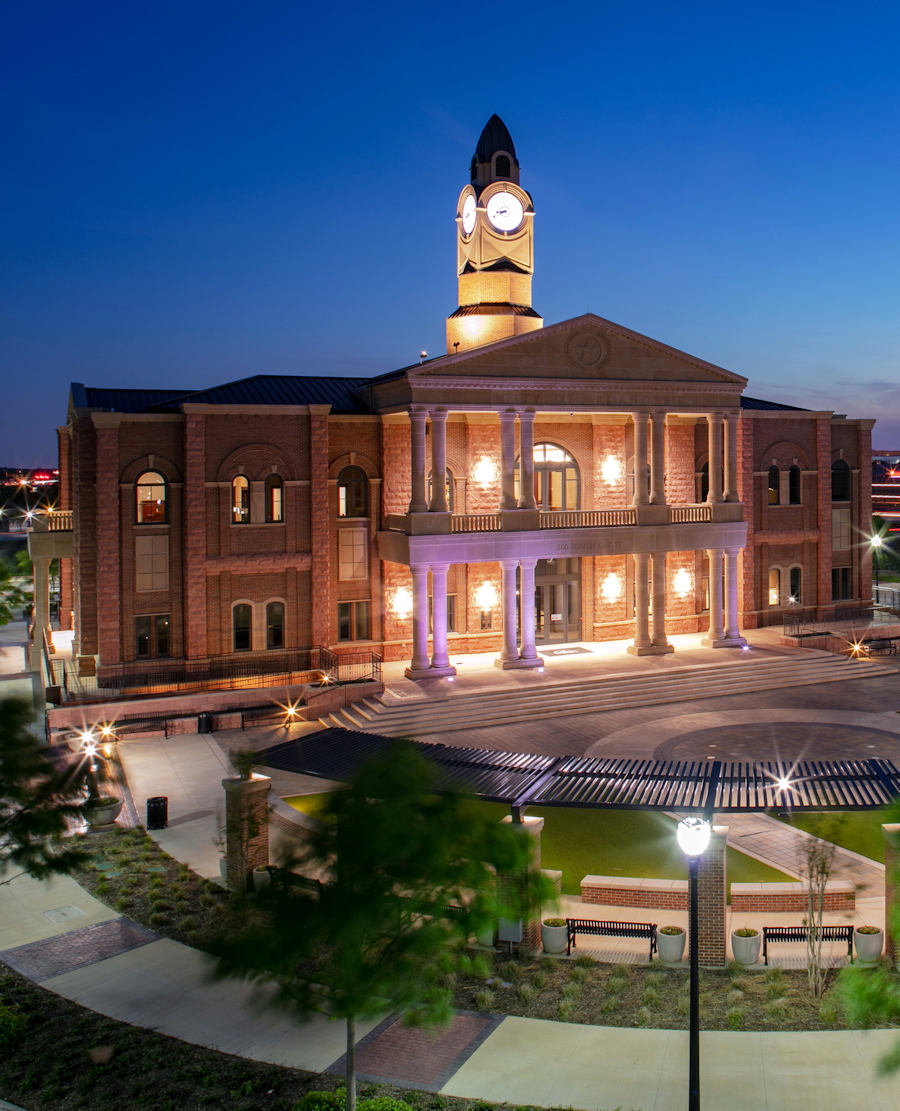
[601,572,623,604]
[472,456,498,487]
[391,587,413,620]
[474,581,499,630]
[673,568,693,598]
[600,455,624,486]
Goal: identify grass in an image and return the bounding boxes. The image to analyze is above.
[774,806,900,864]
[287,793,791,894]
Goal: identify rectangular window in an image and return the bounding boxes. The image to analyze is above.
[832,567,852,601]
[338,600,370,641]
[832,508,851,552]
[135,614,170,658]
[338,527,367,581]
[135,535,168,592]
[428,594,457,633]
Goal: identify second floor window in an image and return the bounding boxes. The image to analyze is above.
[832,459,851,502]
[767,466,780,505]
[265,474,283,522]
[136,471,166,524]
[337,466,367,517]
[232,476,250,523]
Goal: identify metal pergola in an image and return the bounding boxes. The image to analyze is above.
[259,728,900,815]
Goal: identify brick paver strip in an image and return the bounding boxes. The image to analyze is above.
[0,918,158,981]
[330,1011,501,1090]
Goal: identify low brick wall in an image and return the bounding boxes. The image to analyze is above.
[730,881,855,912]
[581,876,689,909]
[581,875,857,912]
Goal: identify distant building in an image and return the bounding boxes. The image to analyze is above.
[873,451,900,524]
[38,117,874,684]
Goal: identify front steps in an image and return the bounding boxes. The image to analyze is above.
[323,655,894,737]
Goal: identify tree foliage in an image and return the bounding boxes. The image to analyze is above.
[0,554,28,627]
[212,740,553,1111]
[0,698,89,880]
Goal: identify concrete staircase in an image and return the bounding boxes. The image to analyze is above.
[323,655,894,737]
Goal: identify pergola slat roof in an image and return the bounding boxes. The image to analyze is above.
[260,728,900,814]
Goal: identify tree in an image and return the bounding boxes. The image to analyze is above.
[0,698,89,882]
[801,831,837,998]
[0,553,28,627]
[212,740,552,1111]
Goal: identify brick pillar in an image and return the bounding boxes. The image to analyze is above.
[860,422,874,601]
[736,414,756,628]
[309,406,331,646]
[222,774,271,893]
[500,813,544,952]
[697,824,728,968]
[883,824,900,965]
[183,414,207,659]
[94,425,121,668]
[815,416,832,617]
[57,426,73,631]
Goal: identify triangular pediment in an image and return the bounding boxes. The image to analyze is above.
[414,314,747,389]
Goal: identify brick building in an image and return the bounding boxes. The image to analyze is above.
[41,117,874,684]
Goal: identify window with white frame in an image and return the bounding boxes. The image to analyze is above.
[832,508,851,551]
[135,535,168,592]
[338,527,367,581]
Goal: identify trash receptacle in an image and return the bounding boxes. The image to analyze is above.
[198,711,213,734]
[146,796,168,830]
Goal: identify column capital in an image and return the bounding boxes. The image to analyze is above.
[428,561,451,575]
[409,406,430,422]
[497,408,518,423]
[517,406,536,419]
[429,407,448,421]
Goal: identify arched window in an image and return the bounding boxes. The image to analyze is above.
[832,459,851,501]
[265,474,283,522]
[789,465,802,505]
[266,602,285,650]
[495,154,511,178]
[789,566,802,604]
[232,476,250,523]
[337,466,367,517]
[768,567,781,606]
[531,443,580,511]
[427,468,454,512]
[233,603,252,652]
[768,466,780,505]
[136,471,167,524]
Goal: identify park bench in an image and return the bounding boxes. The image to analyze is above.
[762,924,853,965]
[862,637,898,656]
[566,918,657,959]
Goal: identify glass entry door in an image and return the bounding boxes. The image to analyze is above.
[534,558,582,644]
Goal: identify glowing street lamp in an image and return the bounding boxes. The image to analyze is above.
[677,815,711,1111]
[872,534,884,591]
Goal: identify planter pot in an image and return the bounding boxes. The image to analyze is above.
[85,797,123,828]
[731,930,761,966]
[657,928,686,964]
[854,928,884,964]
[252,866,272,892]
[541,921,568,955]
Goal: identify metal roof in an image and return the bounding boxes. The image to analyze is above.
[152,374,372,413]
[74,385,198,413]
[259,728,900,814]
[740,395,808,412]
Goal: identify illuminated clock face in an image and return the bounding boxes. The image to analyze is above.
[486,191,524,232]
[461,193,476,236]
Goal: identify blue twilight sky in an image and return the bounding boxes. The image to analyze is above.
[3,0,900,465]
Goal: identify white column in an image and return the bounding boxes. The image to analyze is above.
[706,548,726,643]
[428,409,448,512]
[724,411,739,503]
[31,556,50,671]
[499,559,520,663]
[518,408,537,510]
[649,410,667,505]
[631,411,649,506]
[498,410,518,510]
[650,552,671,651]
[707,412,724,504]
[408,408,428,514]
[429,562,456,674]
[631,552,651,651]
[724,546,746,645]
[518,557,541,664]
[405,566,431,677]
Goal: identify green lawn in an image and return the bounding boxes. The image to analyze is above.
[775,805,900,863]
[285,793,790,894]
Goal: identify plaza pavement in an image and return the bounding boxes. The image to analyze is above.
[4,621,900,1108]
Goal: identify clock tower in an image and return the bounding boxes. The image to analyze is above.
[446,115,543,354]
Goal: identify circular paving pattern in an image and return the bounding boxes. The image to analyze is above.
[653,720,900,763]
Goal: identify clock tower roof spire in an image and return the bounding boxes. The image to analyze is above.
[471,114,520,188]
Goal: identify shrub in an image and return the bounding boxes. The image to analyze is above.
[359,1099,414,1111]
[531,971,545,990]
[642,986,660,1007]
[726,1006,745,1030]
[819,998,841,1025]
[543,917,566,928]
[515,982,534,1002]
[557,999,574,1020]
[474,990,494,1010]
[560,981,580,1000]
[292,1091,345,1111]
[574,953,594,968]
[570,966,588,983]
[0,1002,26,1044]
[497,960,520,981]
[635,1006,652,1027]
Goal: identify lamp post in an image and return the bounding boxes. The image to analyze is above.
[872,534,883,594]
[677,815,711,1111]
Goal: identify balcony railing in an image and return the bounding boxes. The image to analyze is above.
[669,505,712,523]
[539,508,636,529]
[389,504,727,535]
[450,513,503,532]
[34,509,74,532]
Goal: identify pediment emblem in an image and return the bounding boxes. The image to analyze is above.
[566,330,609,370]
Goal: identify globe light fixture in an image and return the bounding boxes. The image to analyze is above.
[677,815,711,858]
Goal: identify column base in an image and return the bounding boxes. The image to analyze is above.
[628,643,674,656]
[28,644,42,673]
[405,664,457,679]
[495,654,544,670]
[702,635,747,649]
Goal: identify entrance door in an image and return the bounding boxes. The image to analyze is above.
[534,558,582,644]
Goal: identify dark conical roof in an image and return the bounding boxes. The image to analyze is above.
[475,114,518,163]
